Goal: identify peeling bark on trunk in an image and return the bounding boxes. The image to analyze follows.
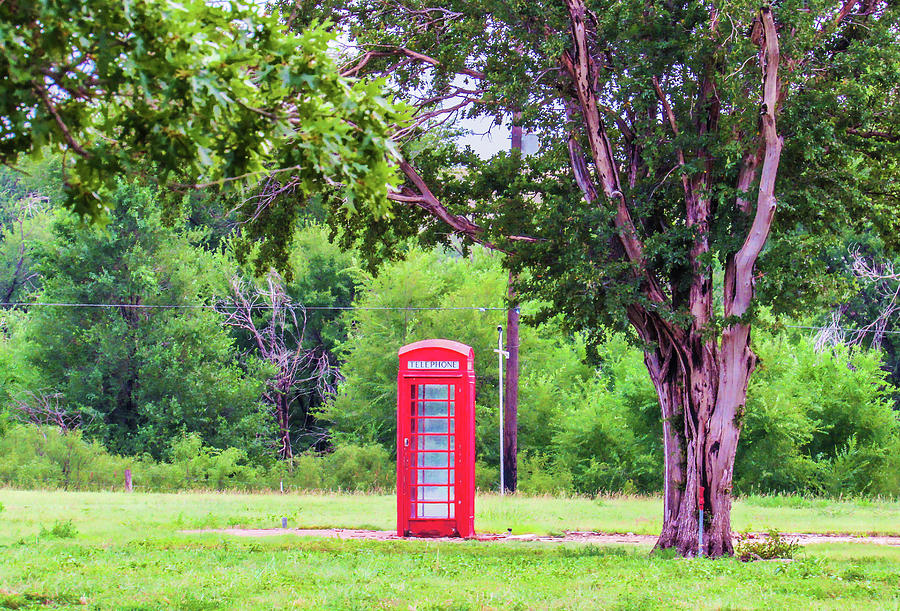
[633,312,753,557]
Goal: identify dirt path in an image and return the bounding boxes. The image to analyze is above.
[180,528,900,546]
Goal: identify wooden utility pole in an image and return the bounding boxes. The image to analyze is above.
[503,118,523,493]
[503,276,520,493]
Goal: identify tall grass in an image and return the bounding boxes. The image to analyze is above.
[0,424,392,493]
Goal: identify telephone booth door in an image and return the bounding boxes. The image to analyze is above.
[397,339,475,538]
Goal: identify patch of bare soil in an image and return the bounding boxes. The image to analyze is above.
[179,528,900,546]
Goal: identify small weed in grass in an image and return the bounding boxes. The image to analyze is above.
[39,519,78,539]
[560,544,630,558]
[0,587,86,609]
[790,556,831,578]
[841,566,870,582]
[734,529,800,561]
[650,546,679,560]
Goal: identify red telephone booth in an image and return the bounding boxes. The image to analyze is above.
[397,339,475,538]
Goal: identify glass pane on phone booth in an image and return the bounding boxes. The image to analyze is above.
[417,436,449,452]
[420,469,449,485]
[418,450,452,467]
[419,384,449,416]
[421,384,449,400]
[418,419,449,434]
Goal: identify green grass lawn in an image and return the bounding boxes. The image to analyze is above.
[1,489,899,609]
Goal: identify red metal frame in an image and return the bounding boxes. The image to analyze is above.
[397,339,475,538]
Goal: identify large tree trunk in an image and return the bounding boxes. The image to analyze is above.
[561,1,781,557]
[636,315,756,557]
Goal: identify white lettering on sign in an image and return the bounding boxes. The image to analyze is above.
[408,360,459,370]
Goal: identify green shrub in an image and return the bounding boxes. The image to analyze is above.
[321,443,392,491]
[552,338,662,495]
[39,519,78,539]
[166,432,260,489]
[475,460,498,491]
[736,333,900,496]
[264,454,324,490]
[0,425,130,489]
[517,453,574,495]
[734,530,800,561]
[810,435,900,497]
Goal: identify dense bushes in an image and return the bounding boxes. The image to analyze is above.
[0,425,132,490]
[0,425,393,492]
[2,323,898,498]
[550,335,662,494]
[533,330,900,497]
[736,333,900,497]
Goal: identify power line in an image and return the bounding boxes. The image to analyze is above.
[1,303,897,334]
[0,301,508,312]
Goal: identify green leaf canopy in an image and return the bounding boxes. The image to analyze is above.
[0,0,408,219]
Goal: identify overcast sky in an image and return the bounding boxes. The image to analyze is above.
[456,116,511,158]
[455,116,540,158]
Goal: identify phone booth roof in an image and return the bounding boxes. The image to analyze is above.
[398,339,474,375]
[399,338,474,358]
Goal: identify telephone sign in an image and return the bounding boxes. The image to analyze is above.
[408,360,459,369]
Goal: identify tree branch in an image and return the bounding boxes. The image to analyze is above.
[846,128,899,142]
[389,160,543,251]
[34,83,91,158]
[727,7,783,320]
[341,47,485,80]
[651,76,693,204]
[391,161,507,252]
[562,0,666,305]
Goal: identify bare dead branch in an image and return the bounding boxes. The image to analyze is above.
[218,272,340,461]
[10,390,82,433]
[816,249,900,351]
[341,46,485,80]
[843,248,900,349]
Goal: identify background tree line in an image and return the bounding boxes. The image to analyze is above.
[1,159,898,497]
